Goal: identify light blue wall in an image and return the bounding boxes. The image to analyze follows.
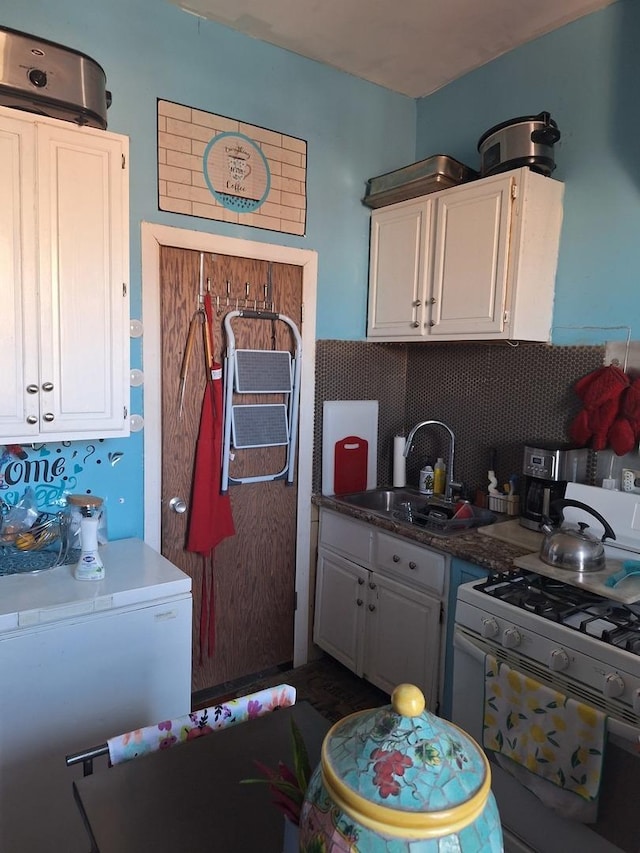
[5,0,636,539]
[0,0,415,538]
[416,0,640,345]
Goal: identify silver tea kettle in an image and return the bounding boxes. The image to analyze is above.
[540,499,616,572]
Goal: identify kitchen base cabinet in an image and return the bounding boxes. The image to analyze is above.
[314,549,368,672]
[441,558,488,720]
[313,509,447,711]
[364,572,441,710]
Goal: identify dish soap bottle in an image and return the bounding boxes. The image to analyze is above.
[74,516,104,581]
[433,457,446,496]
[419,463,434,496]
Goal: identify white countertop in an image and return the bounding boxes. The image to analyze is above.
[0,538,191,633]
[513,551,640,605]
[478,518,544,551]
[481,519,640,604]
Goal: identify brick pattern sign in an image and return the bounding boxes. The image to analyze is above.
[158,100,307,235]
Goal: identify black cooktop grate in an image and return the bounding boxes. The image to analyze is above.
[475,570,640,650]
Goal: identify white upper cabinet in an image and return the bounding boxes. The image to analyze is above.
[0,106,130,442]
[367,199,431,337]
[0,113,38,440]
[367,167,564,342]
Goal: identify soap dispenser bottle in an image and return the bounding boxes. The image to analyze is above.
[74,515,104,581]
[419,463,434,496]
[433,458,446,496]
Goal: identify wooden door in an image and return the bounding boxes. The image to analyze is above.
[159,247,302,693]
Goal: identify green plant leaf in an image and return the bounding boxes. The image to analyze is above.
[291,718,312,793]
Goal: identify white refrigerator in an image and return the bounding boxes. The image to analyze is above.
[0,538,192,853]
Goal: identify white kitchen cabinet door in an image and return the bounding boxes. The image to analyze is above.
[367,199,431,339]
[36,122,129,439]
[429,174,513,337]
[0,106,130,442]
[0,114,39,439]
[313,548,368,674]
[363,573,441,712]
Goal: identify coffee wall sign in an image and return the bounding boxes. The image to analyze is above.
[158,100,307,235]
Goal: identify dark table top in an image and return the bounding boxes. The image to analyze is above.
[73,702,330,853]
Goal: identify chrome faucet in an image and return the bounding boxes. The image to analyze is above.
[403,420,455,500]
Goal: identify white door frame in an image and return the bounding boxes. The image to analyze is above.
[141,222,317,668]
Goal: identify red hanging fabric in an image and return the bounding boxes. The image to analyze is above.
[186,293,235,661]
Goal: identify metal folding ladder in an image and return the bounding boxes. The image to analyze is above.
[221,309,302,492]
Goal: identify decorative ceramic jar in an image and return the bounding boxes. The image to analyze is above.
[299,684,503,852]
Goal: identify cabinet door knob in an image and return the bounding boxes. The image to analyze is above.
[368,604,376,612]
[369,581,376,590]
[411,321,420,328]
[428,321,435,327]
[429,297,436,304]
[41,382,54,392]
[43,412,55,422]
[26,384,39,394]
[413,299,422,307]
[26,415,38,425]
[356,598,363,607]
[409,561,417,570]
[392,554,400,562]
[358,577,365,585]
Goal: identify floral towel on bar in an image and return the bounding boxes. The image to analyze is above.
[483,655,606,803]
[107,684,296,766]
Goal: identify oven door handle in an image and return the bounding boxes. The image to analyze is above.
[453,626,486,663]
[453,627,640,746]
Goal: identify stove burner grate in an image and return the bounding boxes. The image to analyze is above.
[476,570,640,649]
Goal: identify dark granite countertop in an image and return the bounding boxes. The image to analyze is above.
[313,493,533,573]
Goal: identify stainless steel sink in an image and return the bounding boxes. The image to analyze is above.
[332,488,496,537]
[334,488,420,514]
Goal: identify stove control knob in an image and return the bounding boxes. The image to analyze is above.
[603,673,625,699]
[481,617,499,639]
[502,627,521,648]
[549,648,569,672]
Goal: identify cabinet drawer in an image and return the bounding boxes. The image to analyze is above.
[376,532,446,595]
[319,510,373,568]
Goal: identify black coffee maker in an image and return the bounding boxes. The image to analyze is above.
[520,442,588,531]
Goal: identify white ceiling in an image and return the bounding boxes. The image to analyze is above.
[169,0,615,97]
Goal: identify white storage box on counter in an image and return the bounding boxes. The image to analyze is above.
[0,538,192,853]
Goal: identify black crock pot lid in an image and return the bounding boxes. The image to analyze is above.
[477,111,558,150]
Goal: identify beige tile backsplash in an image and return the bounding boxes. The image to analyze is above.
[314,341,605,497]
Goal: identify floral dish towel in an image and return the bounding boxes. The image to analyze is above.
[108,683,296,765]
[483,655,606,804]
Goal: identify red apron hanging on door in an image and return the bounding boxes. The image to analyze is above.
[186,292,235,661]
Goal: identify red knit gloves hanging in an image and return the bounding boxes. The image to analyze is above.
[569,365,629,451]
[609,377,640,456]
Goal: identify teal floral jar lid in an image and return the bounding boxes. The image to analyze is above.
[320,683,492,838]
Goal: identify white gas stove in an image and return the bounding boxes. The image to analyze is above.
[453,483,640,853]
